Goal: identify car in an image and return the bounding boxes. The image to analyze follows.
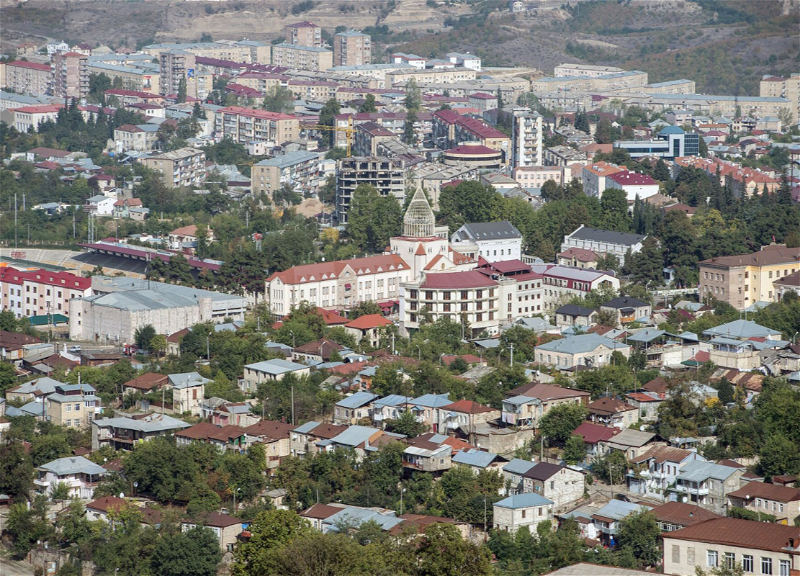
[68,345,81,353]
[614,493,631,502]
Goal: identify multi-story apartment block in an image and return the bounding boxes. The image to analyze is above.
[540,265,621,311]
[698,244,800,310]
[251,151,321,197]
[510,108,543,168]
[272,44,332,72]
[3,60,52,95]
[286,79,338,101]
[554,63,625,78]
[159,51,197,98]
[140,148,206,189]
[143,41,270,64]
[561,225,646,265]
[10,104,62,132]
[581,161,626,198]
[285,21,323,47]
[113,124,160,152]
[45,384,100,429]
[266,254,412,316]
[512,165,566,189]
[432,109,510,163]
[52,51,89,99]
[214,106,299,146]
[353,121,396,156]
[335,156,405,223]
[760,73,800,122]
[333,30,371,67]
[0,267,91,318]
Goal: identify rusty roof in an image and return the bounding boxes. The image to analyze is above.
[662,517,800,552]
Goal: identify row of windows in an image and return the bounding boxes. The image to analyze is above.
[703,549,789,576]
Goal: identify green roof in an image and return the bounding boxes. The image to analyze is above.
[29,313,69,326]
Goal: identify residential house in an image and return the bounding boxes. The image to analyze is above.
[123,373,169,396]
[45,384,101,429]
[437,399,500,434]
[85,496,129,523]
[624,390,665,422]
[211,402,260,428]
[521,462,584,510]
[541,266,620,312]
[241,359,310,392]
[628,445,706,499]
[175,423,249,452]
[325,425,402,459]
[650,501,721,532]
[535,334,631,370]
[334,391,379,425]
[182,512,243,552]
[112,198,147,220]
[35,456,106,499]
[557,248,599,270]
[452,448,506,474]
[572,422,621,462]
[169,372,209,416]
[410,393,453,432]
[450,221,523,263]
[600,428,661,460]
[344,314,393,348]
[662,517,800,576]
[370,394,412,428]
[293,338,345,363]
[403,440,453,473]
[168,225,213,251]
[290,421,347,457]
[727,483,800,524]
[244,420,295,473]
[591,500,652,547]
[587,397,638,429]
[553,304,597,329]
[6,376,65,403]
[501,383,590,430]
[493,492,554,534]
[673,460,745,515]
[561,225,646,266]
[91,414,190,450]
[599,297,651,326]
[502,459,537,495]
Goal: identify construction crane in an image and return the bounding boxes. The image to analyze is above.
[301,118,355,156]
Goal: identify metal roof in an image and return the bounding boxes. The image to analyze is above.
[567,226,646,246]
[92,414,190,433]
[494,492,553,509]
[292,421,320,434]
[329,425,379,447]
[410,393,452,409]
[677,460,740,483]
[40,456,106,476]
[536,334,628,355]
[593,500,651,521]
[452,449,499,468]
[335,391,378,409]
[245,359,307,375]
[503,458,536,476]
[373,394,411,408]
[168,372,210,388]
[702,320,780,339]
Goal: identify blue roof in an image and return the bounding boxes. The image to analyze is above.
[494,492,553,509]
[329,425,380,447]
[411,393,452,408]
[168,372,210,388]
[40,456,106,477]
[503,458,536,475]
[536,334,627,355]
[293,421,320,434]
[335,391,378,409]
[659,125,685,135]
[245,358,308,375]
[593,500,650,521]
[324,507,403,531]
[702,320,780,339]
[373,394,410,408]
[20,401,45,417]
[453,449,499,469]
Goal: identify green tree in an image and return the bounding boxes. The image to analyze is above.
[232,509,313,576]
[617,510,662,568]
[150,334,168,357]
[563,434,586,465]
[388,409,426,438]
[0,360,17,395]
[358,94,377,113]
[539,403,589,445]
[417,524,492,576]
[263,85,295,114]
[404,110,418,145]
[404,78,422,113]
[177,76,187,104]
[350,300,382,319]
[318,99,341,148]
[346,184,402,253]
[625,236,664,285]
[153,526,222,576]
[601,187,631,232]
[135,324,157,350]
[0,442,34,501]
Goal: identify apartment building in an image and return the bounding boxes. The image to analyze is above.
[0,267,91,318]
[333,30,371,67]
[272,44,333,72]
[9,104,62,132]
[87,61,160,94]
[561,225,646,265]
[266,254,412,316]
[581,162,626,198]
[432,109,510,163]
[251,151,321,197]
[510,108,543,168]
[698,244,800,310]
[760,73,800,122]
[354,121,396,156]
[511,165,566,189]
[140,148,206,189]
[286,79,338,101]
[159,51,197,98]
[285,21,322,47]
[45,384,100,429]
[143,41,270,64]
[335,156,405,223]
[540,265,621,311]
[554,63,625,78]
[614,126,700,160]
[214,106,299,145]
[3,60,51,95]
[662,518,800,576]
[401,271,515,337]
[52,51,89,99]
[727,483,800,525]
[388,67,478,85]
[113,124,160,152]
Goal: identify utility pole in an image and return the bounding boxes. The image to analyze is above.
[291,385,295,426]
[509,343,514,367]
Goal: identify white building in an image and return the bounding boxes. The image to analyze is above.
[446,52,482,71]
[510,108,543,168]
[606,170,660,201]
[242,359,311,393]
[493,492,553,534]
[581,162,626,198]
[86,194,116,216]
[451,221,523,263]
[561,225,646,265]
[541,265,620,311]
[34,456,106,499]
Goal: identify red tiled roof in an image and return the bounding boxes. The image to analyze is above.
[317,308,349,325]
[7,60,51,71]
[244,419,294,440]
[662,517,800,553]
[506,382,590,401]
[651,502,721,527]
[607,170,658,186]
[588,397,637,416]
[345,314,392,330]
[267,254,407,285]
[86,496,127,513]
[558,247,598,262]
[301,503,341,519]
[728,483,800,503]
[442,399,496,415]
[124,373,168,391]
[420,270,497,289]
[572,422,621,444]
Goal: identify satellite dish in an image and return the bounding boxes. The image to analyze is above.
[639,425,646,431]
[682,496,688,503]
[120,492,125,499]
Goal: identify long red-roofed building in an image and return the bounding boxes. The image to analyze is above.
[0,267,91,319]
[213,105,299,145]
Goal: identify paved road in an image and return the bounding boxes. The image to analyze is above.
[0,557,36,576]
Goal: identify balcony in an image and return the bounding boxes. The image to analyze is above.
[673,483,709,496]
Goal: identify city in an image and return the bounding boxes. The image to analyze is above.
[0,0,799,575]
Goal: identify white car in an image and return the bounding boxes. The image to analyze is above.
[68,345,81,353]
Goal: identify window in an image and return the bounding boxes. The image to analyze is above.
[724,552,735,569]
[672,545,680,564]
[780,560,790,576]
[521,509,526,518]
[66,404,72,412]
[762,557,772,575]
[742,555,753,573]
[74,403,80,411]
[707,551,719,568]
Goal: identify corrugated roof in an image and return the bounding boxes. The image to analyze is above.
[453,449,499,468]
[245,359,307,375]
[40,456,106,476]
[335,391,378,409]
[567,226,646,246]
[662,517,800,553]
[494,492,553,509]
[503,458,536,476]
[537,334,628,355]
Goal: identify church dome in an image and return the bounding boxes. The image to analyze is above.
[403,186,435,237]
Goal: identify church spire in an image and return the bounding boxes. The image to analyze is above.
[403,186,435,238]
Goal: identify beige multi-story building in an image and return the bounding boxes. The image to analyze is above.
[140,148,206,189]
[727,482,800,525]
[332,30,371,67]
[266,254,411,315]
[285,21,322,47]
[9,104,62,133]
[554,63,624,78]
[388,67,477,86]
[760,73,800,122]
[532,70,648,94]
[335,156,405,223]
[52,51,89,99]
[3,60,52,95]
[251,150,321,197]
[272,43,333,72]
[143,41,270,64]
[213,106,299,145]
[662,518,800,576]
[113,124,159,152]
[87,62,160,94]
[159,51,197,98]
[698,244,800,310]
[512,165,566,189]
[45,384,100,429]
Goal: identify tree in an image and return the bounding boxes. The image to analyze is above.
[617,510,662,568]
[346,184,402,253]
[232,509,313,576]
[539,403,589,445]
[0,442,34,501]
[404,79,421,113]
[0,360,17,395]
[593,450,627,485]
[263,85,294,114]
[318,99,341,148]
[563,434,586,465]
[388,409,426,438]
[625,236,663,285]
[350,301,382,319]
[404,110,418,145]
[135,324,157,350]
[154,527,222,576]
[417,524,492,576]
[150,334,167,357]
[177,76,187,104]
[358,94,377,113]
[601,187,630,231]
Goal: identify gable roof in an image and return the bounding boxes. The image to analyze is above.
[39,456,106,476]
[604,428,655,448]
[244,419,294,440]
[728,482,800,503]
[335,391,378,409]
[650,501,721,527]
[588,397,637,416]
[123,373,168,391]
[630,445,696,465]
[345,314,393,330]
[503,458,537,476]
[536,334,628,355]
[523,461,569,481]
[555,304,596,317]
[573,422,621,444]
[567,226,646,247]
[702,320,781,339]
[452,449,501,468]
[505,382,589,401]
[662,517,800,553]
[602,297,649,309]
[442,399,496,415]
[267,254,408,285]
[494,492,553,509]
